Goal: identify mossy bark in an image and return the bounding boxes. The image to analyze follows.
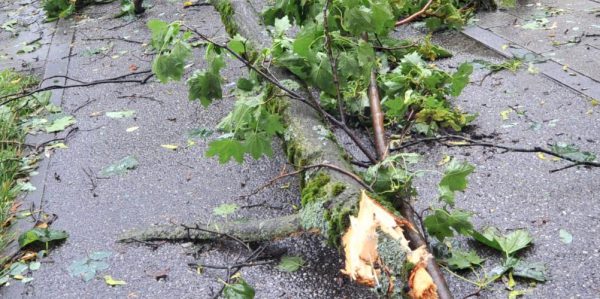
[119,214,302,243]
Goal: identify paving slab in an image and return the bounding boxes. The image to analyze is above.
[467,0,600,86]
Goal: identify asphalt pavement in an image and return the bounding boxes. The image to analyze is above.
[1,0,599,298]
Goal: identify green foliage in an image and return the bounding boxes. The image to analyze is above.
[147,20,193,83]
[18,228,68,248]
[423,208,473,241]
[116,0,135,18]
[438,159,475,205]
[382,53,475,134]
[446,249,482,270]
[68,251,112,282]
[363,153,419,194]
[213,203,238,217]
[42,0,76,21]
[188,46,225,107]
[551,142,597,163]
[223,275,255,299]
[471,228,533,258]
[100,156,138,177]
[277,255,305,272]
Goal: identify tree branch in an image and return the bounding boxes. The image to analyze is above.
[395,0,434,27]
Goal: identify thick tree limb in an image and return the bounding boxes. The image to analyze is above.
[119,214,302,243]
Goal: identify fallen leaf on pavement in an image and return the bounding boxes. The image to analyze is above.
[104,275,126,286]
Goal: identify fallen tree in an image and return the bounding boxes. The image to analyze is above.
[117,0,555,298]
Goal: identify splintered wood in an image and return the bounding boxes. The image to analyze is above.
[342,191,438,299]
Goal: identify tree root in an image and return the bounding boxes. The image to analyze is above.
[118,214,302,243]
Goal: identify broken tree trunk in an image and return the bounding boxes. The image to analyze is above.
[120,0,449,297]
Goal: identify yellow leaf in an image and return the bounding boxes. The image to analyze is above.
[13,275,24,280]
[501,44,509,51]
[527,63,539,74]
[562,64,569,72]
[10,78,21,85]
[104,275,126,286]
[536,153,546,160]
[590,99,599,107]
[126,126,139,132]
[438,155,451,166]
[187,139,196,147]
[161,144,178,150]
[447,140,468,145]
[507,272,516,290]
[183,1,193,6]
[500,109,512,121]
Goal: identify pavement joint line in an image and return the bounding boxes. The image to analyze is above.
[0,18,76,298]
[462,25,600,100]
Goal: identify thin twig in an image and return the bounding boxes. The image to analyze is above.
[82,37,143,44]
[395,0,434,27]
[180,223,251,251]
[392,134,600,172]
[1,72,154,106]
[189,259,275,270]
[322,0,346,124]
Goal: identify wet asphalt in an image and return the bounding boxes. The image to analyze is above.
[1,0,599,298]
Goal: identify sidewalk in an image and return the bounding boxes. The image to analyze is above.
[1,1,372,298]
[0,0,599,298]
[466,0,600,98]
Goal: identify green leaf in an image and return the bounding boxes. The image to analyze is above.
[244,132,273,159]
[470,227,502,251]
[237,78,254,91]
[104,275,127,286]
[274,16,291,35]
[8,262,28,276]
[559,229,572,244]
[152,41,191,83]
[438,159,475,205]
[206,138,245,164]
[188,127,213,139]
[105,110,135,119]
[227,35,247,56]
[89,251,112,261]
[446,250,482,270]
[277,255,304,272]
[423,208,473,241]
[147,19,169,50]
[497,230,532,256]
[45,115,75,133]
[263,114,285,135]
[550,143,597,162]
[18,228,68,248]
[100,156,139,177]
[513,260,547,282]
[213,203,238,217]
[471,228,532,257]
[223,277,255,299]
[450,63,473,97]
[29,261,41,271]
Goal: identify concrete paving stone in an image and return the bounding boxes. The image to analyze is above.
[542,44,600,82]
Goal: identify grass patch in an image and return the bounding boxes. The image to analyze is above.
[0,69,42,261]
